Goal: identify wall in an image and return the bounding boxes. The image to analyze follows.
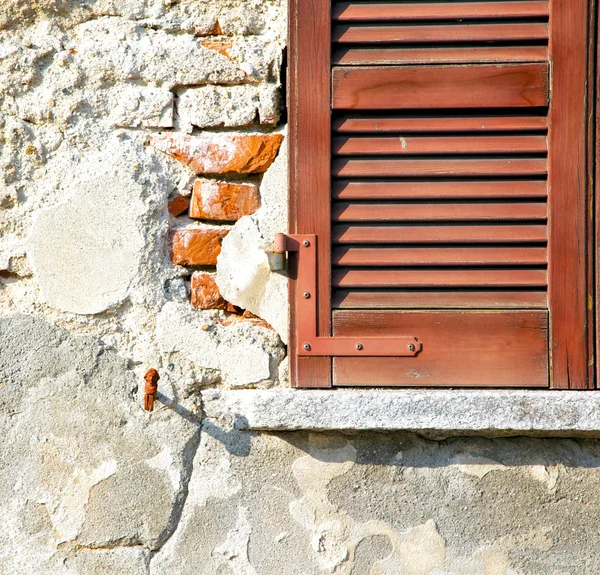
[0,1,599,573]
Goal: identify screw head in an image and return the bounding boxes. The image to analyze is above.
[303,343,311,351]
[303,240,311,247]
[303,291,311,299]
[407,343,416,352]
[355,343,363,351]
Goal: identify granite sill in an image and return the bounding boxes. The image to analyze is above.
[201,389,600,438]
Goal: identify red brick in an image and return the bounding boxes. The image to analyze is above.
[168,195,190,217]
[190,180,259,221]
[200,40,233,58]
[149,133,284,175]
[171,228,229,266]
[190,272,239,311]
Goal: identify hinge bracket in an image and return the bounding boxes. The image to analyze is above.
[277,233,421,357]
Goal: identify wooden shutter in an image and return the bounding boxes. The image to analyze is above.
[288,0,593,388]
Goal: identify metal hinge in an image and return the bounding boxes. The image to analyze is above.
[273,233,422,357]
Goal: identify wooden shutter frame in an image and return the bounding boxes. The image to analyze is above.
[288,0,596,389]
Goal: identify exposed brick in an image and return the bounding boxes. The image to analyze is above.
[200,40,233,59]
[150,133,284,175]
[190,180,259,221]
[171,228,229,266]
[168,195,191,217]
[190,271,239,311]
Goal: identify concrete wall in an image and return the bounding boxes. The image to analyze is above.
[0,1,598,573]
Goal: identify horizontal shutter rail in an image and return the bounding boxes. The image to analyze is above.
[333,224,547,243]
[333,46,549,65]
[333,246,547,266]
[333,23,549,44]
[333,135,547,155]
[332,181,548,200]
[332,202,547,222]
[333,158,548,177]
[332,65,549,109]
[333,115,548,133]
[332,2,549,21]
[332,268,548,288]
[332,289,548,309]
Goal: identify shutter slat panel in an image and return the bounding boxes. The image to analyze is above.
[333,115,548,133]
[333,224,547,244]
[333,46,549,65]
[333,23,548,44]
[333,158,548,177]
[332,290,548,309]
[332,311,549,387]
[332,65,549,109]
[333,136,547,155]
[333,269,547,288]
[332,181,548,200]
[333,202,547,222]
[332,2,549,21]
[333,246,547,266]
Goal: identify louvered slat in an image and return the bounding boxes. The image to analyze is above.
[333,116,548,133]
[333,202,547,222]
[333,224,547,244]
[333,23,548,44]
[333,136,547,155]
[334,158,548,177]
[332,2,549,21]
[333,269,547,288]
[333,46,549,66]
[332,181,548,200]
[332,290,548,309]
[333,247,547,266]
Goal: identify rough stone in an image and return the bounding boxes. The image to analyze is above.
[150,133,284,174]
[156,302,284,388]
[177,85,280,131]
[69,19,275,87]
[190,271,236,311]
[202,389,600,436]
[190,180,260,222]
[110,85,174,128]
[171,227,230,266]
[168,195,191,217]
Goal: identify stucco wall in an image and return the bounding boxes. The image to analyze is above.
[0,1,598,573]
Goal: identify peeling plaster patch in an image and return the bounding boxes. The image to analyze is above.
[289,435,448,575]
[28,147,148,315]
[214,506,258,575]
[150,432,243,573]
[397,520,447,575]
[146,449,181,492]
[49,459,118,543]
[451,454,506,479]
[529,465,559,491]
[453,455,559,491]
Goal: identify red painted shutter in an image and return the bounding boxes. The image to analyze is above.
[288,0,592,388]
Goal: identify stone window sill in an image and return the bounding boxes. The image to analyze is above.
[202,389,600,437]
